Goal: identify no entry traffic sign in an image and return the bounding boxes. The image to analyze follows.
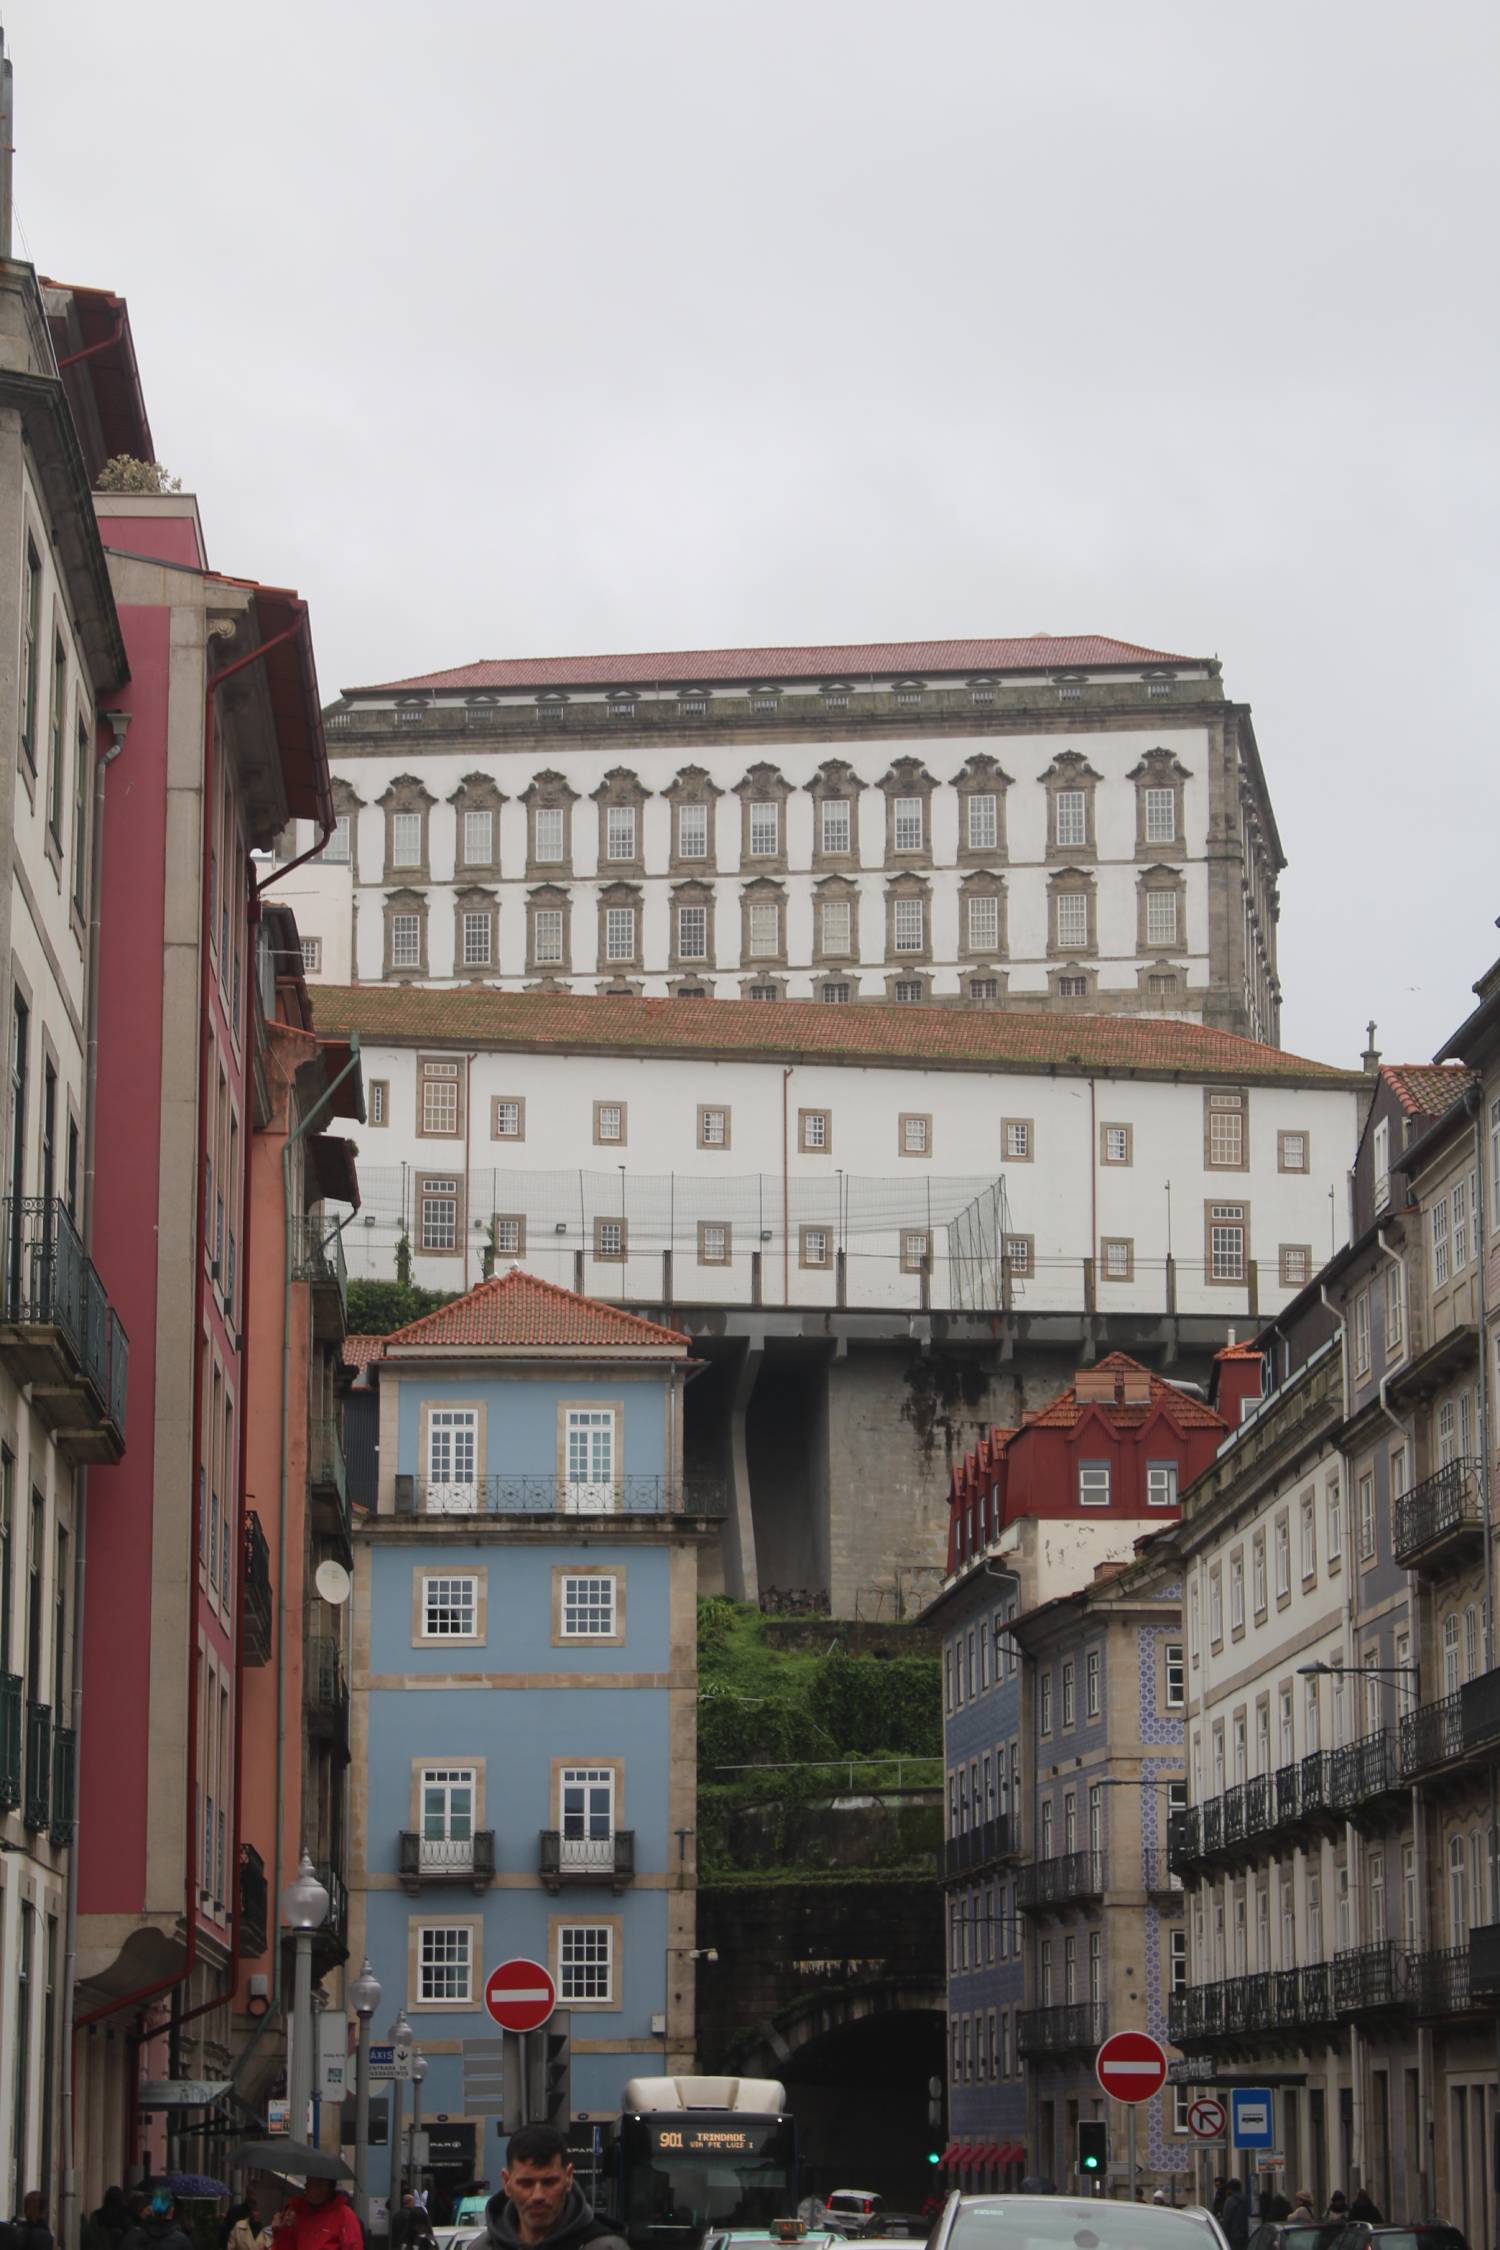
[1095,2030,1169,2105]
[1187,2096,1228,2141]
[484,1956,556,2034]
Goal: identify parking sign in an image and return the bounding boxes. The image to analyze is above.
[1231,2088,1274,2150]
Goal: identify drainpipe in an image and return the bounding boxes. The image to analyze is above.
[1316,1277,1360,2194]
[229,1033,362,2099]
[59,710,129,2246]
[55,313,125,371]
[781,1067,791,1307]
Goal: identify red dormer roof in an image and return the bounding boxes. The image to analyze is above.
[1213,1340,1263,1361]
[382,1266,690,1353]
[1022,1350,1225,1433]
[1380,1063,1475,1119]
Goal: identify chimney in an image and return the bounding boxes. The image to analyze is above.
[1361,1020,1381,1075]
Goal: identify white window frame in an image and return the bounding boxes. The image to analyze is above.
[417,1923,474,2004]
[421,1571,479,1640]
[561,1572,618,1638]
[1078,1461,1111,1507]
[892,896,924,953]
[557,1921,615,2004]
[748,801,780,857]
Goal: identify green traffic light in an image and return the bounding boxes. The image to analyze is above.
[927,2153,941,2166]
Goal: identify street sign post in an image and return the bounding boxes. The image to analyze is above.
[1188,2097,1228,2142]
[485,1958,557,2035]
[1096,2031,1169,2207]
[1231,2089,1275,2152]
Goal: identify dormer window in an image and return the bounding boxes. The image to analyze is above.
[537,696,566,723]
[395,700,425,728]
[608,693,636,721]
[466,698,499,726]
[750,689,779,714]
[894,680,925,706]
[823,684,850,710]
[971,679,996,705]
[679,693,707,716]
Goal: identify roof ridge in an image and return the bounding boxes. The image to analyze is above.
[384,1264,691,1350]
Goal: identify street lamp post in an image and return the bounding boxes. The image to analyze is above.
[387,2009,414,2219]
[350,1958,383,2231]
[409,2050,428,2200]
[282,1853,331,2145]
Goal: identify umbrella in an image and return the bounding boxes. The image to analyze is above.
[230,2142,354,2183]
[160,2177,232,2198]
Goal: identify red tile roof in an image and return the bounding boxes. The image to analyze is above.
[309,985,1361,1088]
[382,1266,690,1352]
[1022,1351,1226,1433]
[343,1334,387,1367]
[1380,1063,1476,1118]
[350,633,1201,696]
[1213,1340,1264,1361]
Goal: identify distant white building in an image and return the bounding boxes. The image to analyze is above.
[277,632,1283,1040]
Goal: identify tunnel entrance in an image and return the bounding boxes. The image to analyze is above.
[779,2004,946,2211]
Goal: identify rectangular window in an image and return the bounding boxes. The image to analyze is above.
[1145,888,1178,946]
[820,898,852,956]
[677,904,708,960]
[1453,1178,1469,1269]
[677,802,709,859]
[1165,1643,1185,1709]
[1002,1235,1033,1277]
[300,936,322,973]
[799,1109,831,1153]
[698,1106,730,1148]
[1144,786,1176,842]
[463,808,494,864]
[533,805,565,863]
[966,893,1000,952]
[698,1222,731,1266]
[1101,1123,1132,1165]
[1230,1554,1245,1632]
[533,907,564,964]
[1280,1243,1311,1288]
[893,798,924,852]
[46,636,66,841]
[391,810,423,867]
[461,911,493,967]
[1055,891,1089,948]
[1209,1203,1247,1281]
[560,1767,616,1869]
[748,801,780,856]
[71,717,90,917]
[594,1101,625,1144]
[1359,1472,1375,1559]
[564,1409,617,1505]
[604,906,636,962]
[20,538,40,768]
[391,912,422,968]
[492,1215,524,1256]
[419,1176,460,1252]
[800,1226,832,1269]
[1210,1567,1224,1643]
[1354,1289,1371,1376]
[900,1230,931,1274]
[892,896,924,952]
[1101,1236,1133,1280]
[1055,789,1086,846]
[369,1080,388,1127]
[966,793,998,850]
[492,1097,524,1140]
[418,1925,473,2003]
[1278,1130,1310,1173]
[420,1058,461,1136]
[1040,1675,1053,1736]
[426,1408,478,1505]
[819,799,851,854]
[1147,1461,1178,1508]
[1431,1195,1450,1286]
[1059,972,1088,996]
[1252,1531,1267,1612]
[1085,1648,1101,1717]
[421,1767,476,1857]
[558,1923,614,2003]
[747,901,780,957]
[1373,1114,1391,1212]
[1003,1119,1032,1161]
[593,1217,627,1262]
[1386,1261,1404,1350]
[1061,1660,1075,1728]
[605,804,637,861]
[1301,1494,1317,1579]
[900,1114,930,1156]
[1207,1090,1247,1168]
[1078,1461,1111,1507]
[323,811,351,863]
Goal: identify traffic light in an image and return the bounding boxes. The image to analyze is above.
[526,2010,572,2131]
[1078,2121,1107,2177]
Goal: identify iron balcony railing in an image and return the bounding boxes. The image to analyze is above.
[0,1671,20,1809]
[243,1514,272,1667]
[50,1724,76,1846]
[1461,1665,1500,1753]
[240,1843,269,1956]
[1016,1851,1106,1912]
[1330,1729,1398,1810]
[1408,1945,1475,2018]
[1393,1458,1484,1569]
[1299,1748,1336,1820]
[940,1816,1014,1882]
[291,1216,348,1312]
[316,1860,348,1944]
[310,1417,348,1505]
[397,1472,727,1519]
[1333,1940,1402,2015]
[1242,1772,1273,1837]
[1170,1962,1340,2047]
[306,1638,349,1741]
[1168,1758,1330,1881]
[399,1829,497,1890]
[24,1699,50,1832]
[539,1828,636,1890]
[1015,2001,1106,2056]
[1401,1693,1466,1777]
[1,1197,128,1445]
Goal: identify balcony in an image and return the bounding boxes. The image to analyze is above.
[243,1514,272,1667]
[1016,1851,1105,1913]
[0,1198,128,1460]
[1169,1962,1340,2051]
[1400,1693,1468,1780]
[1330,1730,1402,1823]
[24,1699,50,1832]
[51,1724,76,1846]
[1332,1940,1403,2018]
[1015,2001,1106,2057]
[1394,1459,1486,1574]
[291,1216,347,1337]
[305,1637,349,1750]
[399,1829,497,1891]
[310,1416,350,1543]
[240,1843,269,1956]
[1170,1760,1332,1884]
[940,1815,1014,1882]
[1408,1945,1479,2019]
[539,1828,635,1891]
[1461,1665,1500,1753]
[0,1671,19,1810]
[1298,1748,1337,1826]
[317,1860,348,1946]
[397,1472,727,1520]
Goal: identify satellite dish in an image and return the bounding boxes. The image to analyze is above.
[315,1559,352,1606]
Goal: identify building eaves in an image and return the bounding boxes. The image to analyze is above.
[1436,958,1500,1068]
[4,368,127,693]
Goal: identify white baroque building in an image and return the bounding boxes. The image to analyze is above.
[278,633,1283,1040]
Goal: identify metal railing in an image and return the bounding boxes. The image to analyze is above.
[1400,1693,1465,1777]
[1170,1961,1340,2045]
[291,1216,348,1306]
[240,1843,269,1955]
[1299,1748,1336,1819]
[539,1828,635,1888]
[0,1671,20,1809]
[1,1197,128,1438]
[243,1514,272,1666]
[399,1830,497,1888]
[306,1638,348,1736]
[1461,1666,1500,1752]
[1333,1940,1401,2014]
[1408,1945,1474,2017]
[310,1417,348,1504]
[1331,1729,1398,1808]
[941,1815,1013,1882]
[1394,1458,1484,1567]
[1015,2001,1106,2056]
[24,1699,50,1832]
[317,1860,348,1943]
[1016,1851,1105,1911]
[398,1472,727,1519]
[51,1724,76,1846]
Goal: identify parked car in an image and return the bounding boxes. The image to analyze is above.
[928,2193,1232,2250]
[825,2195,885,2238]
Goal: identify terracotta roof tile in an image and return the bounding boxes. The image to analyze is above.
[309,985,1359,1087]
[383,1266,690,1352]
[350,634,1202,697]
[342,1334,387,1366]
[1022,1351,1227,1433]
[1380,1062,1476,1118]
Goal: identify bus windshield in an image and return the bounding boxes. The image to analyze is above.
[619,2116,797,2239]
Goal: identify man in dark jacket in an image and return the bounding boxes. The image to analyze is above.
[1220,2178,1249,2250]
[485,2127,628,2250]
[120,2191,195,2250]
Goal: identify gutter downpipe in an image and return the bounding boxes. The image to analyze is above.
[781,1067,791,1307]
[1319,1276,1364,2194]
[56,313,125,371]
[59,710,129,2248]
[228,1031,362,2104]
[1464,1087,1500,2250]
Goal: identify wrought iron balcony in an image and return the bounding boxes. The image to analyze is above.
[0,1671,20,1810]
[1015,2001,1106,2056]
[1166,1807,1197,1873]
[1408,1945,1477,2018]
[318,1860,348,1941]
[940,1815,1014,1882]
[1400,1693,1466,1778]
[1461,1665,1500,1753]
[240,1843,269,1956]
[310,1416,350,1546]
[1393,1458,1485,1574]
[1330,1729,1400,1816]
[397,1472,727,1520]
[1298,1748,1336,1822]
[24,1699,50,1832]
[1170,1762,1311,1881]
[0,1198,128,1460]
[305,1637,349,1747]
[291,1216,347,1334]
[243,1513,272,1667]
[399,1829,496,1892]
[1170,1962,1339,2048]
[539,1828,635,1891]
[1016,1851,1105,1912]
[50,1724,76,1846]
[1333,1940,1402,2016]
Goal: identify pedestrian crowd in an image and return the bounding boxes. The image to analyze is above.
[1209,2175,1387,2243]
[3,2177,366,2250]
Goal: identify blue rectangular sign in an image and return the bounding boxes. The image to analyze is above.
[1231,2088,1274,2150]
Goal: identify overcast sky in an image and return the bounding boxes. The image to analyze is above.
[19,1,1499,1068]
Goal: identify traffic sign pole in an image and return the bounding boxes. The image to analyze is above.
[1128,2107,1137,2208]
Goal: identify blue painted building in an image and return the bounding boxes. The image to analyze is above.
[348,1268,714,2204]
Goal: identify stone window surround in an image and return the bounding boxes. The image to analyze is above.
[416,1051,466,1140]
[383,886,430,981]
[812,873,860,964]
[964,967,1007,1003]
[453,884,498,979]
[327,775,363,874]
[490,1094,526,1141]
[592,1099,629,1147]
[1042,751,1102,861]
[669,879,716,972]
[958,869,1007,960]
[798,1107,833,1155]
[411,1564,487,1646]
[379,773,436,883]
[1099,1236,1135,1282]
[449,772,506,878]
[1002,1118,1034,1162]
[487,1211,527,1259]
[1128,748,1192,861]
[813,971,862,1003]
[1137,960,1186,999]
[592,1214,629,1261]
[954,753,1013,865]
[737,974,787,1000]
[522,770,579,878]
[899,1112,933,1159]
[1099,1121,1133,1166]
[415,1171,466,1257]
[884,969,933,1002]
[798,1222,834,1269]
[734,762,792,873]
[550,1911,623,2011]
[551,1563,626,1649]
[409,1915,483,2011]
[525,883,573,976]
[900,1227,932,1274]
[877,756,937,868]
[1280,1243,1313,1288]
[1277,1129,1311,1174]
[596,881,644,973]
[697,1219,733,1266]
[1047,869,1097,957]
[1049,962,1099,1001]
[697,1102,732,1150]
[884,872,932,964]
[739,876,788,969]
[809,759,863,868]
[667,973,717,998]
[1204,1086,1250,1171]
[1137,863,1187,955]
[368,1079,390,1127]
[591,767,650,875]
[1204,1197,1251,1286]
[663,767,723,873]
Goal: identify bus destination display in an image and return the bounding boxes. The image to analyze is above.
[648,2123,782,2158]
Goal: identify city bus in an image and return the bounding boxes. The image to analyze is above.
[596,2076,799,2250]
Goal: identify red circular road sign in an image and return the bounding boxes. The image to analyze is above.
[1095,2029,1168,2104]
[484,1956,556,2033]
